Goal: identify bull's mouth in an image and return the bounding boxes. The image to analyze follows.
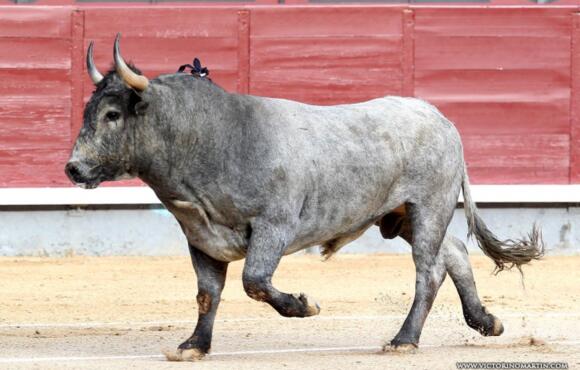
[76,180,101,190]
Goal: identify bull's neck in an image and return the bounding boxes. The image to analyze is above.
[132,77,244,197]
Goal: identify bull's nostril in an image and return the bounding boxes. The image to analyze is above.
[65,162,83,183]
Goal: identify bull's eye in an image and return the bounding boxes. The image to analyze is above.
[105,111,121,121]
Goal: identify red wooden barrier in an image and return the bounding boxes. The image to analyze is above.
[0,5,579,187]
[413,7,572,184]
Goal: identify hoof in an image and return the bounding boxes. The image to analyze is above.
[490,316,504,336]
[295,293,321,317]
[163,348,205,362]
[384,342,418,353]
[481,307,504,336]
[466,307,504,337]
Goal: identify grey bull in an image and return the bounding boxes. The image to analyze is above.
[65,35,544,360]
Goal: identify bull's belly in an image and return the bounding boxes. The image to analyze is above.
[164,195,403,262]
[287,219,375,255]
[181,223,247,262]
[286,192,407,255]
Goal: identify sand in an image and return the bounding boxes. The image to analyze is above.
[0,254,578,369]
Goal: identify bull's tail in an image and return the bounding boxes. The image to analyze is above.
[462,164,544,272]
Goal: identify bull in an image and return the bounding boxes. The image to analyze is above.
[65,34,543,361]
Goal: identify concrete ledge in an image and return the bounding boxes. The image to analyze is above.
[1,185,580,206]
[0,205,578,256]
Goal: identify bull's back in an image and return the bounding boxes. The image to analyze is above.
[256,95,464,190]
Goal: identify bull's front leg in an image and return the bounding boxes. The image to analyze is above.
[164,244,228,362]
[242,221,321,317]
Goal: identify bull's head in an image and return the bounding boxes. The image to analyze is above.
[65,34,150,189]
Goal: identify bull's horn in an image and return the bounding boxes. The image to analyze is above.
[113,33,149,91]
[87,41,103,85]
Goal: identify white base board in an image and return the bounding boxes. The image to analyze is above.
[0,185,579,206]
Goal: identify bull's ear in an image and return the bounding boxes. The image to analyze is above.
[134,101,149,116]
[129,91,149,116]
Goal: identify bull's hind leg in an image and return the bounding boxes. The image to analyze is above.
[380,208,503,351]
[165,245,228,362]
[242,221,320,317]
[389,200,455,351]
[443,236,504,337]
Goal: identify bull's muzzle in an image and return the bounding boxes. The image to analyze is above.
[65,161,99,189]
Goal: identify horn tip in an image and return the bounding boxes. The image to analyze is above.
[86,40,104,84]
[114,33,121,55]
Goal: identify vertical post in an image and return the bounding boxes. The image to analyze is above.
[401,8,415,98]
[70,9,85,146]
[237,10,251,94]
[571,14,580,183]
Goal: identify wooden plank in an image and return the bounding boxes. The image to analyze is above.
[251,37,402,69]
[415,35,570,71]
[251,66,402,105]
[463,134,569,184]
[251,7,403,37]
[84,8,239,39]
[0,96,70,151]
[414,8,570,37]
[0,69,69,96]
[434,100,570,136]
[488,0,580,4]
[0,8,71,38]
[0,149,71,187]
[0,39,71,70]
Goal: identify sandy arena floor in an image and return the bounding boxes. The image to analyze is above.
[0,254,578,369]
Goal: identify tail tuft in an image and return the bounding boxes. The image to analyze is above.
[462,165,544,273]
[471,214,544,273]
